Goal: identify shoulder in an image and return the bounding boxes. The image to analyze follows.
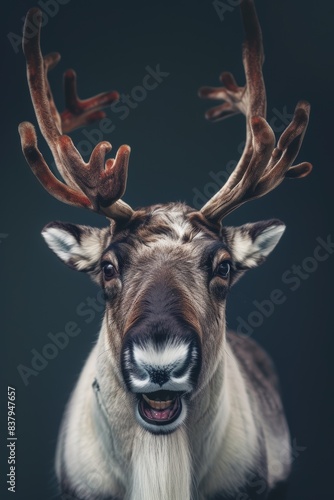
[226,331,281,398]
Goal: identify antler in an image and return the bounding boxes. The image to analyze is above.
[198,0,312,222]
[18,8,133,221]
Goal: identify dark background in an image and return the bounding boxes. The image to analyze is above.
[1,1,333,499]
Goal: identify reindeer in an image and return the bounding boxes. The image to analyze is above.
[19,1,311,499]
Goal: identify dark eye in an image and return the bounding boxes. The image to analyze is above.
[102,262,117,281]
[216,261,231,279]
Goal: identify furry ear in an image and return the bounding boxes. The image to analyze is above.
[42,221,109,272]
[223,219,285,270]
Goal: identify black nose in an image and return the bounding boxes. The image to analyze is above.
[148,368,170,386]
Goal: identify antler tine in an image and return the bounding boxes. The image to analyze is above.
[18,8,134,221]
[18,121,92,209]
[43,52,120,141]
[199,0,312,223]
[61,69,119,133]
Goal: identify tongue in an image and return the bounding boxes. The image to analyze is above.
[145,408,171,420]
[143,398,179,421]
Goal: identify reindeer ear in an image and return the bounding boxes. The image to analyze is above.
[224,219,285,270]
[42,221,108,272]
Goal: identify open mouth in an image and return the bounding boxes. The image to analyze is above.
[138,390,183,426]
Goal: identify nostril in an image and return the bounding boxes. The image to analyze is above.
[149,368,170,386]
[172,344,198,378]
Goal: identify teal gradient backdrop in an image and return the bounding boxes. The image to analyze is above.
[1,1,333,498]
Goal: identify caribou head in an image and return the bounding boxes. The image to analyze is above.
[19,1,311,498]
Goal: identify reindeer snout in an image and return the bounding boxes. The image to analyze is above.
[121,278,202,395]
[120,325,201,395]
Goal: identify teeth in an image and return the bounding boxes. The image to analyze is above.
[143,394,174,410]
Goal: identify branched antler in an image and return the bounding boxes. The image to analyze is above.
[199,0,312,222]
[18,8,133,221]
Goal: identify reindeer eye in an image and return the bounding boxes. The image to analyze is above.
[102,262,116,280]
[216,261,231,279]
